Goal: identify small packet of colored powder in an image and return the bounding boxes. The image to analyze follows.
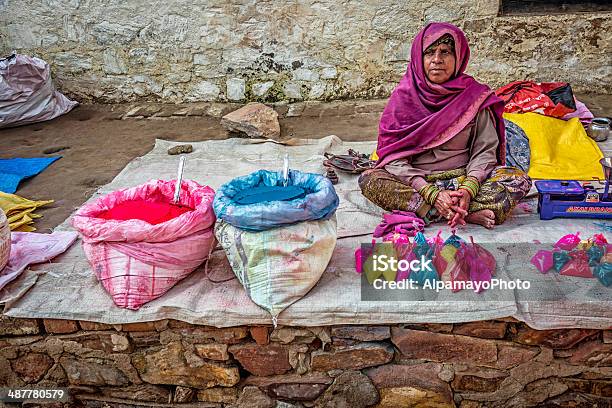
[531,250,554,273]
[554,232,581,251]
[559,251,593,278]
[355,239,376,274]
[594,263,612,287]
[587,245,605,267]
[553,251,571,272]
[593,233,608,246]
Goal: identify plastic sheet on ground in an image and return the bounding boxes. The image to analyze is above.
[1,137,610,329]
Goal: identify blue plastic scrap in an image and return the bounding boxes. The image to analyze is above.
[0,157,61,193]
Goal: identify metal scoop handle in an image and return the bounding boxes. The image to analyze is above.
[173,156,186,204]
[282,154,289,187]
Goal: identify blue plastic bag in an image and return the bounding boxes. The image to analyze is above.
[409,233,438,286]
[213,169,339,231]
[594,263,612,287]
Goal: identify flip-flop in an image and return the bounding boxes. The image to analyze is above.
[323,152,374,174]
[325,167,339,185]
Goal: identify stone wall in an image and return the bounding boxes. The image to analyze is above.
[1,315,610,407]
[0,1,610,103]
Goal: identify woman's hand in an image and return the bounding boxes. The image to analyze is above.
[448,189,471,227]
[434,190,457,220]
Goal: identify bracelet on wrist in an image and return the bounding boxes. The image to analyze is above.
[419,183,441,206]
[459,176,480,199]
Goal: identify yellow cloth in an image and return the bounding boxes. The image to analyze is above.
[370,151,379,161]
[0,192,53,232]
[504,113,604,181]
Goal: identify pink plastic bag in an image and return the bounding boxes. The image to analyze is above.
[395,243,416,282]
[72,179,217,310]
[531,250,554,274]
[592,233,608,246]
[355,239,376,274]
[559,250,593,278]
[554,232,581,251]
[428,231,445,278]
[457,237,496,293]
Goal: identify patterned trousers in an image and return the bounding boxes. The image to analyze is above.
[358,166,532,225]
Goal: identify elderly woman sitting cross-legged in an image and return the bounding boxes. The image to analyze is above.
[359,22,531,229]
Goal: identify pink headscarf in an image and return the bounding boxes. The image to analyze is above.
[376,22,506,168]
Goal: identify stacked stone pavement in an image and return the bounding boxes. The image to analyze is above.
[1,315,610,407]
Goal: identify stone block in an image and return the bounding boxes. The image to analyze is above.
[244,372,333,387]
[509,360,583,387]
[102,384,171,403]
[129,331,160,348]
[562,378,612,397]
[314,371,379,408]
[195,343,229,361]
[269,383,328,401]
[320,67,337,79]
[494,344,539,370]
[221,102,281,140]
[43,319,79,334]
[452,321,507,339]
[173,385,195,403]
[283,81,303,100]
[60,357,130,386]
[0,316,40,336]
[187,81,221,102]
[311,342,394,371]
[270,327,316,344]
[197,386,238,403]
[504,377,568,407]
[391,328,497,366]
[366,362,454,407]
[331,326,391,341]
[65,332,131,354]
[234,386,275,408]
[229,343,291,376]
[244,373,333,401]
[132,341,240,388]
[253,81,274,97]
[451,368,508,393]
[102,48,127,74]
[227,77,246,101]
[568,341,612,367]
[250,326,270,345]
[120,322,159,332]
[512,326,598,349]
[308,82,326,99]
[293,68,319,82]
[12,353,54,383]
[171,325,249,344]
[79,321,114,331]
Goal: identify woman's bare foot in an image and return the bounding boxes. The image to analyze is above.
[465,209,496,229]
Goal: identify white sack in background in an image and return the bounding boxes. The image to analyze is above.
[0,52,77,128]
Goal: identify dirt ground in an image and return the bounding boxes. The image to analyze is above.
[0,94,610,231]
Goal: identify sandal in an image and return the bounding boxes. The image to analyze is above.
[325,167,339,185]
[323,151,374,174]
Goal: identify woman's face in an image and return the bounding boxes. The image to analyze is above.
[423,43,456,84]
